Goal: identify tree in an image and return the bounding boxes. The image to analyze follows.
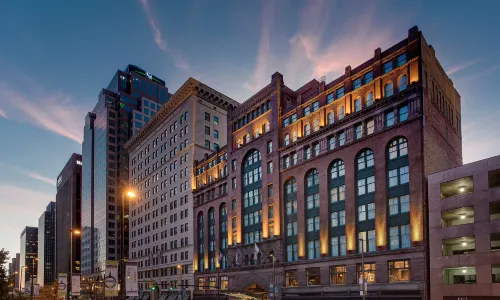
[0,248,25,300]
[38,282,58,300]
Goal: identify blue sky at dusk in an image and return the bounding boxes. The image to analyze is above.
[0,0,499,260]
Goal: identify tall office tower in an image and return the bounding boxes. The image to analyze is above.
[193,26,462,300]
[38,202,56,287]
[125,78,239,292]
[20,227,38,290]
[81,65,171,281]
[55,154,82,276]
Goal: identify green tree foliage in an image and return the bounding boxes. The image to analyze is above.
[0,248,25,300]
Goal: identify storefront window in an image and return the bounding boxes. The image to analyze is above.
[388,260,410,283]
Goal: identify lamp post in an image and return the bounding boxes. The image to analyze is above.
[120,190,135,299]
[69,229,80,300]
[177,265,183,299]
[359,238,366,300]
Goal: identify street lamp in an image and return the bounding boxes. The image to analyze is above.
[178,265,184,299]
[69,229,80,299]
[120,189,135,299]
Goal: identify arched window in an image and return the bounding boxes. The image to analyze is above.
[304,123,311,136]
[284,177,298,261]
[245,133,251,143]
[366,92,374,107]
[354,97,362,112]
[237,138,242,148]
[208,207,216,270]
[198,212,205,272]
[327,112,335,125]
[242,150,262,245]
[313,119,320,131]
[254,129,261,138]
[357,149,374,170]
[384,82,394,97]
[305,169,320,259]
[338,106,345,120]
[284,134,290,146]
[330,160,345,179]
[386,137,410,249]
[398,75,407,91]
[292,130,298,142]
[388,137,408,160]
[219,203,228,269]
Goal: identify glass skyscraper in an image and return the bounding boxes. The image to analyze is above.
[81,65,170,277]
[38,202,56,286]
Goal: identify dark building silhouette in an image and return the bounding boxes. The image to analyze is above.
[55,153,82,276]
[20,227,38,291]
[38,202,56,286]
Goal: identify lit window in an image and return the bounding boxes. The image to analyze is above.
[292,130,297,142]
[330,265,347,284]
[366,119,375,135]
[329,185,345,203]
[313,119,320,131]
[388,137,408,159]
[330,160,345,179]
[284,134,290,146]
[357,149,374,170]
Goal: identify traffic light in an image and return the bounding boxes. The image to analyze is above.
[151,285,156,291]
[69,291,72,296]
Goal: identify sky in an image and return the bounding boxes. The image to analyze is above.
[0,0,499,263]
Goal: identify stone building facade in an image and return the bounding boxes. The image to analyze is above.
[192,26,463,300]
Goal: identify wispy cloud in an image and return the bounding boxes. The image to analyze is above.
[138,0,189,71]
[0,82,87,143]
[0,183,55,259]
[27,171,56,186]
[244,1,396,92]
[446,60,477,75]
[243,0,276,93]
[0,108,7,119]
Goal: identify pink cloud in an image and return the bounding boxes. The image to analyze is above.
[243,0,276,93]
[446,60,477,76]
[139,0,189,71]
[0,82,87,143]
[0,108,7,119]
[0,183,55,260]
[27,171,56,186]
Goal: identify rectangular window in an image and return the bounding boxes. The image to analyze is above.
[205,140,210,149]
[397,54,407,67]
[386,111,395,127]
[330,185,345,203]
[268,204,274,218]
[364,71,373,83]
[331,210,346,227]
[339,132,345,146]
[390,224,411,250]
[330,265,346,284]
[268,184,273,197]
[307,216,320,232]
[213,130,219,139]
[326,93,334,104]
[214,143,219,150]
[205,112,210,121]
[306,193,320,209]
[285,270,298,286]
[383,61,393,74]
[232,198,236,210]
[286,244,298,262]
[312,101,320,112]
[304,146,311,160]
[306,268,321,286]
[355,124,362,140]
[205,126,210,135]
[399,105,408,122]
[303,106,311,116]
[231,178,236,189]
[357,263,376,283]
[336,87,344,98]
[287,222,298,236]
[213,116,219,125]
[359,230,376,252]
[366,119,375,135]
[329,136,336,150]
[267,161,273,174]
[353,78,362,90]
[388,260,410,283]
[307,240,320,259]
[232,159,236,171]
[267,141,273,153]
[331,236,346,257]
